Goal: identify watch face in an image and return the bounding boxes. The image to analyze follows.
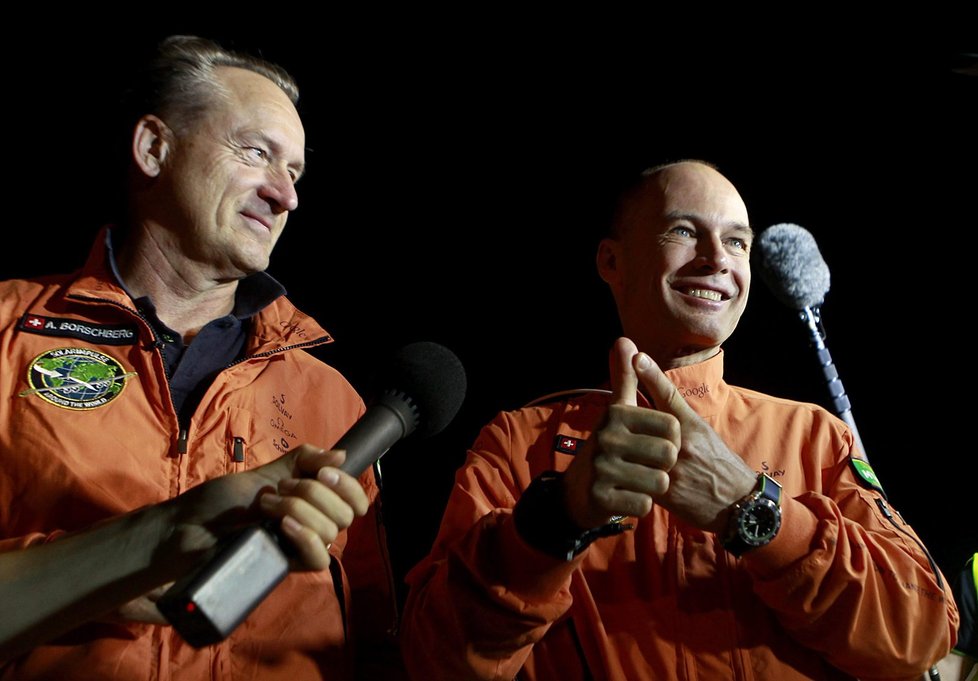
[738,498,781,546]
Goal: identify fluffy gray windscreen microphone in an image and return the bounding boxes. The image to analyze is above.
[755,223,831,309]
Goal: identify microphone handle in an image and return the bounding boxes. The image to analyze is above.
[156,523,289,648]
[336,395,416,477]
[800,306,868,461]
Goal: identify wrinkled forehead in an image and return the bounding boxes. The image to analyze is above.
[205,67,306,158]
[216,67,303,123]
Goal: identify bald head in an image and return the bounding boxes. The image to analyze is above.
[611,161,750,240]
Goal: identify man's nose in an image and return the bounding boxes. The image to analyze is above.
[259,168,299,213]
[695,234,729,272]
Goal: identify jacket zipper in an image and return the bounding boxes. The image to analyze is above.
[874,492,946,681]
[67,294,186,449]
[66,293,330,458]
[875,497,944,590]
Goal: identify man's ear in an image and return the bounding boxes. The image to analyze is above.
[132,115,172,178]
[596,237,623,289]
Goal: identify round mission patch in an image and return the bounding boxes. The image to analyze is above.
[24,347,131,410]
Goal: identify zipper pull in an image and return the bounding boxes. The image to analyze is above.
[233,437,245,463]
[177,428,188,455]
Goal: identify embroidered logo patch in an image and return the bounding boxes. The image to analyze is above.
[554,434,584,455]
[21,348,134,410]
[18,313,138,346]
[850,457,885,495]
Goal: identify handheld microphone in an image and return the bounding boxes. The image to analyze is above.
[157,341,467,647]
[755,223,867,459]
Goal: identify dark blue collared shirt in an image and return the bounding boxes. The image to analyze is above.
[106,230,286,424]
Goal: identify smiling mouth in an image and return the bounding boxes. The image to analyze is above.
[680,288,727,302]
[242,213,271,230]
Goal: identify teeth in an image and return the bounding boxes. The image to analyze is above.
[686,288,723,301]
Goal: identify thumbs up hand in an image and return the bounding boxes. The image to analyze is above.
[628,343,757,533]
[563,337,679,530]
[563,338,756,533]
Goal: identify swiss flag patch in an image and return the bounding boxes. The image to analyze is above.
[554,434,584,455]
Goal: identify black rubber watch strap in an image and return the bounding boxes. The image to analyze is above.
[514,471,631,561]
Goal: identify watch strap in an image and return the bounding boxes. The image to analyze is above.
[514,471,631,561]
[754,472,782,506]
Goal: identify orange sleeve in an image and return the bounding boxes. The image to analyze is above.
[744,442,959,679]
[400,414,581,681]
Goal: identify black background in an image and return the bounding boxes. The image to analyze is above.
[6,21,976,604]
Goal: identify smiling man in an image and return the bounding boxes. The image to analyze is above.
[603,162,751,368]
[0,36,402,680]
[400,160,958,680]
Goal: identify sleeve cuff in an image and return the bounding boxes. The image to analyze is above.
[742,495,819,578]
[513,471,630,562]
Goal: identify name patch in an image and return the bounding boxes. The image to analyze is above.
[18,314,138,346]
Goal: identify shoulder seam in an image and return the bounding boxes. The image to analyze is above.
[523,388,612,408]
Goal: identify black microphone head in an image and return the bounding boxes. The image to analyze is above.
[373,341,467,439]
[755,223,831,309]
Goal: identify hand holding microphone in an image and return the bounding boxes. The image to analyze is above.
[257,444,370,570]
[157,341,467,647]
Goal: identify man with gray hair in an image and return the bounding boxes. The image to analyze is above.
[0,35,403,680]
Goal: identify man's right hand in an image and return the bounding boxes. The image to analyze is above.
[562,338,679,530]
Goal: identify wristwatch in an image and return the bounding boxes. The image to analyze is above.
[722,473,782,557]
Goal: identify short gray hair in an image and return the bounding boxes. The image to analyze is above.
[122,34,299,134]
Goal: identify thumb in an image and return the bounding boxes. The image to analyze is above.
[609,337,640,407]
[256,444,346,483]
[291,444,347,478]
[634,353,694,419]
